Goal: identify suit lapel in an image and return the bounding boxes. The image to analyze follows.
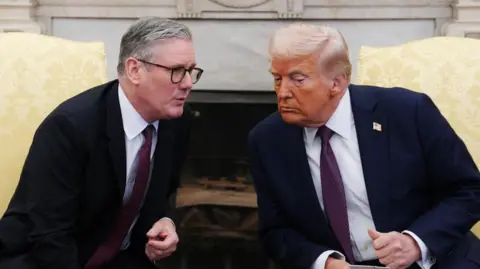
[105,81,127,197]
[149,121,175,196]
[349,85,391,232]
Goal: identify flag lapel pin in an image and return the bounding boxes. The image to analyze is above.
[373,122,382,132]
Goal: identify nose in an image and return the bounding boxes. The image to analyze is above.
[276,78,292,99]
[179,72,193,90]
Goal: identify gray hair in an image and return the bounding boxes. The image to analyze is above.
[269,23,352,81]
[117,17,192,75]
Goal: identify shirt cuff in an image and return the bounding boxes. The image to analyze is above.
[160,217,176,229]
[403,230,436,269]
[310,250,345,269]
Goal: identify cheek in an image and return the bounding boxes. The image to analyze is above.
[156,88,176,104]
[149,77,175,97]
[294,86,328,113]
[292,84,316,105]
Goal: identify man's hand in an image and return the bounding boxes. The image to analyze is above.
[145,219,179,262]
[325,257,350,269]
[368,229,421,269]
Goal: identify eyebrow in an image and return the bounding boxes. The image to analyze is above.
[287,69,307,76]
[269,68,306,76]
[171,62,197,69]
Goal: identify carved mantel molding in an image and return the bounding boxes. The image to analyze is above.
[0,0,454,33]
[0,0,42,33]
[35,0,452,20]
[442,0,480,38]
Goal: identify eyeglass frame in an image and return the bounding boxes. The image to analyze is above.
[135,58,204,84]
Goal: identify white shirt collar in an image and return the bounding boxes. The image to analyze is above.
[304,88,354,145]
[118,85,159,140]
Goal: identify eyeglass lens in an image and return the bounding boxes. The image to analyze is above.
[171,67,202,84]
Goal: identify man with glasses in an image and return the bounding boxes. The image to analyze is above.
[0,17,201,269]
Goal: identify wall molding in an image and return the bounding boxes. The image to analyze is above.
[35,0,452,20]
[0,0,42,33]
[442,0,480,38]
[0,0,457,33]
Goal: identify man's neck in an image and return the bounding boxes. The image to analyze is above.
[118,80,154,123]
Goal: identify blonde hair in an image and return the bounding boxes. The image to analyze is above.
[268,23,352,81]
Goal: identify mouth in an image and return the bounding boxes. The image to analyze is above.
[279,107,297,113]
[171,97,187,107]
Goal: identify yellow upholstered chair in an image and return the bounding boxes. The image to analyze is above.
[0,33,108,215]
[355,36,480,237]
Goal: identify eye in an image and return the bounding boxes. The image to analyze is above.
[273,76,282,85]
[292,77,305,86]
[172,66,185,74]
[291,74,306,84]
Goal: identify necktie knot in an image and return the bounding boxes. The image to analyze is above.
[316,125,333,145]
[143,124,155,141]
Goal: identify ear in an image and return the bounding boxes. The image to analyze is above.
[330,75,348,96]
[124,57,142,85]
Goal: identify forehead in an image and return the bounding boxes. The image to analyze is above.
[152,39,196,66]
[270,54,319,75]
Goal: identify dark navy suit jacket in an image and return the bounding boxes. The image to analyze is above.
[248,84,480,269]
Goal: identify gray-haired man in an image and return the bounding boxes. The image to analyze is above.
[0,17,202,269]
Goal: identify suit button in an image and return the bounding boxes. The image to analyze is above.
[428,256,436,264]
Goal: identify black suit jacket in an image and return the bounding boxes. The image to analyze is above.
[0,80,191,269]
[248,84,480,269]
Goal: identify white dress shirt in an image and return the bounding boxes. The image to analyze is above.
[117,85,162,249]
[305,89,435,269]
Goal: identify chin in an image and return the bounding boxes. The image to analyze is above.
[280,112,303,125]
[165,106,184,119]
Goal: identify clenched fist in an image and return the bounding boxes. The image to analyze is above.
[368,229,421,269]
[145,218,179,262]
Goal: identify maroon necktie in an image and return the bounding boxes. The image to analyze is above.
[85,125,155,269]
[317,126,355,262]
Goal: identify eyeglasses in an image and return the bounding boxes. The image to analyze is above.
[136,58,203,84]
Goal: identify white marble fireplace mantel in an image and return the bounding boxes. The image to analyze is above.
[35,0,453,20]
[1,0,479,91]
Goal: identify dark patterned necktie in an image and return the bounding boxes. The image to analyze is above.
[85,125,155,269]
[317,126,355,262]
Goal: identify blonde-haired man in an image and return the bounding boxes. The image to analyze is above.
[248,23,480,269]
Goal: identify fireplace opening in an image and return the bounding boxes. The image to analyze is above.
[165,90,279,269]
